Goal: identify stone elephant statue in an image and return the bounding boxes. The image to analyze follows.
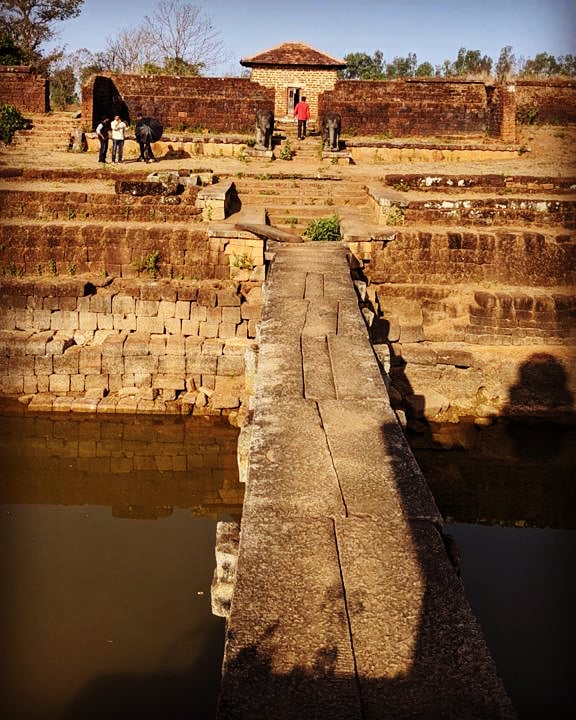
[255,108,274,149]
[321,112,342,151]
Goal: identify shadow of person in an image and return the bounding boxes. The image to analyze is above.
[502,352,575,461]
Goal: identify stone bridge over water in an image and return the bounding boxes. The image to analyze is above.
[217,242,515,719]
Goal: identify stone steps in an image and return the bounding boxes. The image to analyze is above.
[9,112,80,152]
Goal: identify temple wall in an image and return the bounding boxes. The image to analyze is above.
[81,74,274,132]
[0,65,48,113]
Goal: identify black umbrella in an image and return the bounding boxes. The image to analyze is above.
[140,117,163,142]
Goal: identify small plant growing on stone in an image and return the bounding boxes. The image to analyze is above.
[67,263,77,276]
[386,206,405,225]
[304,215,341,242]
[285,215,298,227]
[279,139,293,160]
[48,258,57,275]
[67,207,76,220]
[231,252,255,270]
[133,249,161,278]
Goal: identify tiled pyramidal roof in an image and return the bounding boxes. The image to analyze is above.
[240,41,347,68]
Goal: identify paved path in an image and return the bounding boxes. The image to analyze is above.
[217,241,515,719]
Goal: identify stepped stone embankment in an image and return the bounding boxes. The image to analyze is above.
[1,117,575,427]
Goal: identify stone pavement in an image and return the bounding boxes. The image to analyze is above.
[217,242,516,719]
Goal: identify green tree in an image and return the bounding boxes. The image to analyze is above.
[385,53,417,78]
[50,63,76,109]
[415,61,435,77]
[520,52,561,76]
[0,0,84,70]
[448,47,493,77]
[341,51,384,79]
[0,29,24,64]
[558,54,576,76]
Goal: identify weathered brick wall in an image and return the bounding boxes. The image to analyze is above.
[0,65,48,113]
[0,277,263,416]
[365,230,576,347]
[250,67,339,120]
[515,78,576,124]
[368,229,576,287]
[0,218,265,283]
[319,79,510,138]
[82,74,275,132]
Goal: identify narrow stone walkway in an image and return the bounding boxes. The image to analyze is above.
[217,241,515,719]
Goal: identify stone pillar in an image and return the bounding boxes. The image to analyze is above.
[500,84,517,143]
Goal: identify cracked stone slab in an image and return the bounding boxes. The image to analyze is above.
[335,517,516,720]
[242,397,346,520]
[319,398,441,522]
[218,516,363,720]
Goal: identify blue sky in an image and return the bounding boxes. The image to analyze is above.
[47,0,576,75]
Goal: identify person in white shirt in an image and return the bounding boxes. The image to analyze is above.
[110,115,127,163]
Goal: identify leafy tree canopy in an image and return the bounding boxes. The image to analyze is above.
[0,30,24,64]
[342,45,575,80]
[0,0,84,70]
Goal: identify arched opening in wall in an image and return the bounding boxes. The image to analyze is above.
[91,76,130,131]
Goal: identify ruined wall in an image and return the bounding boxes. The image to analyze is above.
[318,79,515,140]
[515,78,576,124]
[0,277,263,417]
[0,65,48,113]
[82,74,274,132]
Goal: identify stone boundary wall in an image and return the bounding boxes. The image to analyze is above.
[0,221,265,282]
[0,65,48,114]
[367,228,576,288]
[0,277,263,419]
[82,74,275,133]
[515,78,576,124]
[318,78,517,141]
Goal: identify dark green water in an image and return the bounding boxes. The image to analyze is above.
[411,418,576,720]
[0,412,243,720]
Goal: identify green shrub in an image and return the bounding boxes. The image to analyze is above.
[304,215,341,242]
[0,103,31,144]
[132,249,161,278]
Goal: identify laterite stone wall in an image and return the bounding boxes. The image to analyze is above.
[82,74,275,132]
[0,65,48,113]
[515,78,576,124]
[318,79,518,141]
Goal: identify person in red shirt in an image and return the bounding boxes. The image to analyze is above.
[294,96,310,140]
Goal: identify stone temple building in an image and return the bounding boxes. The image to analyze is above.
[240,41,347,122]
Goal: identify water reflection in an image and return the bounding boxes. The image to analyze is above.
[0,412,244,720]
[409,418,576,719]
[410,419,576,529]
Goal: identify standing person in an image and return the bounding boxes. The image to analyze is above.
[96,116,110,163]
[294,96,310,140]
[135,113,157,162]
[110,115,127,163]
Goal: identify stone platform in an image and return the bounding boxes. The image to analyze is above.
[217,242,516,719]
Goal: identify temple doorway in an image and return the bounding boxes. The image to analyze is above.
[286,87,300,116]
